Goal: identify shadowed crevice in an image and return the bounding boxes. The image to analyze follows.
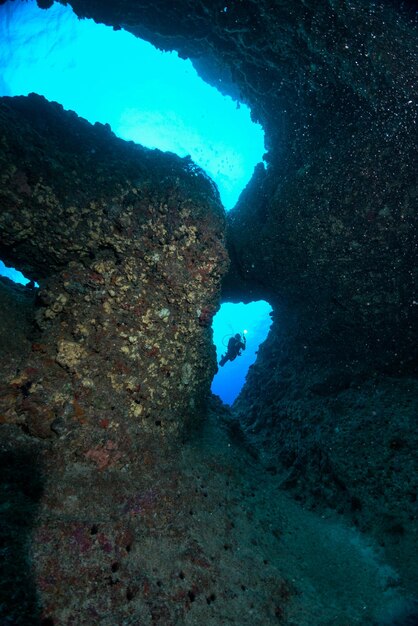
[0,432,45,625]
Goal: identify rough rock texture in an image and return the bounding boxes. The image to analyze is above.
[227,93,418,580]
[4,396,418,626]
[0,277,35,382]
[0,0,417,622]
[218,3,418,589]
[0,93,228,433]
[47,0,418,593]
[0,93,230,623]
[56,0,418,590]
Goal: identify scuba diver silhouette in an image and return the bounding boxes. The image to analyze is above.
[219,333,246,367]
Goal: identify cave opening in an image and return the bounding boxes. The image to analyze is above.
[0,260,38,287]
[211,300,273,405]
[0,0,265,211]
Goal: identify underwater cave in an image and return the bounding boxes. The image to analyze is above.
[0,0,417,625]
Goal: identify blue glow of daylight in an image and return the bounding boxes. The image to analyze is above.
[0,0,265,210]
[0,261,33,285]
[211,301,273,405]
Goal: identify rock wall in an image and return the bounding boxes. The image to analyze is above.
[226,89,417,556]
[0,93,229,623]
[0,93,228,435]
[216,4,418,569]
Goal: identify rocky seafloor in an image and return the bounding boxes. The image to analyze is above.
[2,391,418,626]
[1,0,417,623]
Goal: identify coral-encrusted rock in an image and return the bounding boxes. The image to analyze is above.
[0,93,228,436]
[0,94,229,623]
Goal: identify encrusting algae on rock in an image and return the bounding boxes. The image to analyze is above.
[0,93,231,623]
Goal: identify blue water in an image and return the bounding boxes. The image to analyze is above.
[0,261,33,286]
[211,302,272,404]
[0,0,265,210]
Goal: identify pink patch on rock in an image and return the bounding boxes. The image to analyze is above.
[84,440,122,470]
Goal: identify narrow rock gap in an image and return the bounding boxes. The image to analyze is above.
[211,300,273,405]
